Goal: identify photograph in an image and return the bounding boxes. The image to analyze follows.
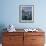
[19,5,34,23]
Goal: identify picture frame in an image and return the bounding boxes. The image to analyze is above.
[19,5,34,23]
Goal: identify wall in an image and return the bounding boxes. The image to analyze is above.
[0,0,46,29]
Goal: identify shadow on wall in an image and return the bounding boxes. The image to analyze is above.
[0,24,7,43]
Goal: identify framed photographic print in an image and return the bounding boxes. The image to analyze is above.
[19,5,34,23]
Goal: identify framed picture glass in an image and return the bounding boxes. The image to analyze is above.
[19,5,34,23]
